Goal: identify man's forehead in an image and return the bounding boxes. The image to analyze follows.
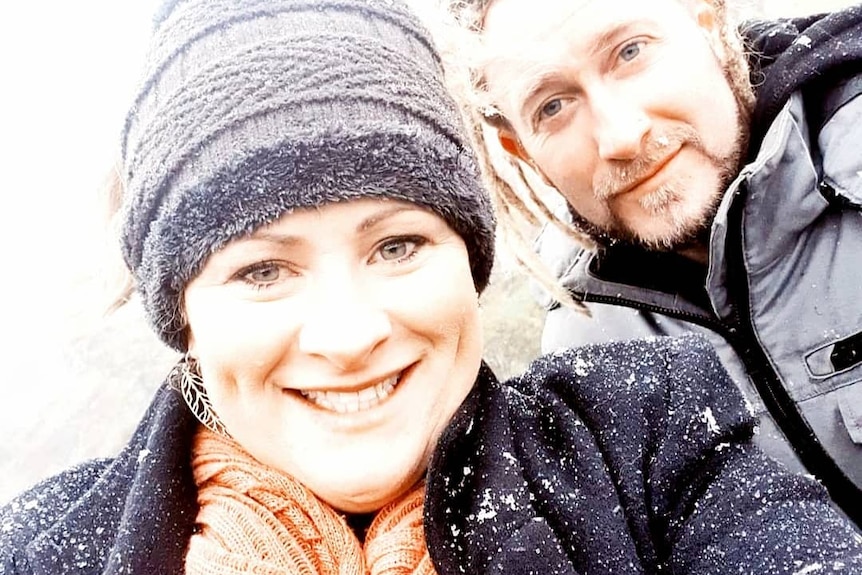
[482,0,592,53]
[482,0,695,49]
[477,0,712,119]
[479,1,588,94]
[480,0,636,76]
[480,0,702,76]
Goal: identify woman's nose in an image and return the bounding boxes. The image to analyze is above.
[297,280,392,371]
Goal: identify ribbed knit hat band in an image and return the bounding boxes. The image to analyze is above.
[120,0,495,351]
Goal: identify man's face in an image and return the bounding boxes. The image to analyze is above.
[481,0,746,250]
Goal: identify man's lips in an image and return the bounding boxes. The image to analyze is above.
[605,146,681,201]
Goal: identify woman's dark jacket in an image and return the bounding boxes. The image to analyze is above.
[2,335,861,574]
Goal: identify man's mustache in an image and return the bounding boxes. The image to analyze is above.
[593,128,701,200]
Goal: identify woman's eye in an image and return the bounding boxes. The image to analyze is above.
[376,237,422,263]
[238,262,283,286]
[618,41,643,63]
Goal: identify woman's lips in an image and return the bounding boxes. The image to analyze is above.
[298,373,401,413]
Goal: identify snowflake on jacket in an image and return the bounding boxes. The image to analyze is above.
[3,335,861,574]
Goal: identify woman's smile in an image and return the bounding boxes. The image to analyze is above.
[183,199,483,512]
[297,369,406,414]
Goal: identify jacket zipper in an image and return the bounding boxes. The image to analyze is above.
[575,286,861,527]
[722,193,862,527]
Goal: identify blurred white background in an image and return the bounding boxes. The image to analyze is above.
[0,0,858,503]
[0,1,169,502]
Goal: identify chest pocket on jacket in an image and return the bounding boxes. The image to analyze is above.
[805,331,862,447]
[806,329,862,377]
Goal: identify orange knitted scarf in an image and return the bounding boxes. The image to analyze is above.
[185,427,437,575]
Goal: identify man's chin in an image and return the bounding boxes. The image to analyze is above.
[602,217,710,254]
[567,205,711,254]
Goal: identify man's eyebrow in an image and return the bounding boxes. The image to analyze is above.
[514,21,642,119]
[517,68,568,118]
[590,21,640,60]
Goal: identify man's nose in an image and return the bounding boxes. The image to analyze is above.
[591,91,650,161]
[297,277,392,371]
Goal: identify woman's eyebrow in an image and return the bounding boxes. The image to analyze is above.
[357,205,418,232]
[244,231,303,247]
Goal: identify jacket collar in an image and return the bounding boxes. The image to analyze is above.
[745,5,862,158]
[25,385,199,575]
[536,220,718,325]
[424,363,571,574]
[424,360,646,575]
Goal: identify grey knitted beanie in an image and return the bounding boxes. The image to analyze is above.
[120,0,496,351]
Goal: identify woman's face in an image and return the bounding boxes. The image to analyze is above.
[183,198,483,513]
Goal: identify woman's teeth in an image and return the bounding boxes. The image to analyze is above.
[300,375,399,413]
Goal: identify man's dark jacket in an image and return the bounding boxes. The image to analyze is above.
[534,6,862,527]
[3,336,861,574]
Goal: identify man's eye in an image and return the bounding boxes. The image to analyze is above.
[619,41,643,62]
[378,239,416,261]
[540,99,562,118]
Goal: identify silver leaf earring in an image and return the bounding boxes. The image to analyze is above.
[169,355,230,437]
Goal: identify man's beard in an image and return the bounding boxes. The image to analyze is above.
[571,50,755,252]
[571,102,748,253]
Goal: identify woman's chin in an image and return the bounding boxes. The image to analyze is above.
[317,471,424,515]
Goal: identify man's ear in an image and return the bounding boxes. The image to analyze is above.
[496,128,558,188]
[497,128,529,161]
